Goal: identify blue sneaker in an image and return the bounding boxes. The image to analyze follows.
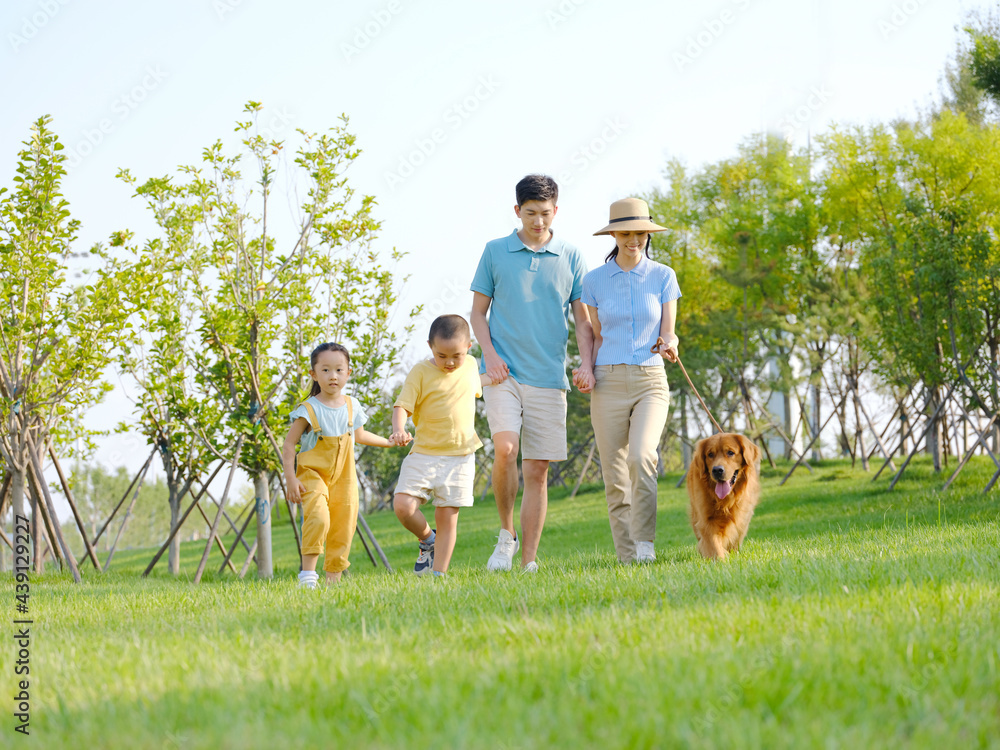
[414,530,435,576]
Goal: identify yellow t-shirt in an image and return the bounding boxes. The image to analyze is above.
[394,357,483,456]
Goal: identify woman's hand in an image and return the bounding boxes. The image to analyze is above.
[572,366,595,393]
[651,335,679,363]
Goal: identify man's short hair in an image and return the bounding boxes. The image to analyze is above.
[515,174,559,207]
[428,314,471,344]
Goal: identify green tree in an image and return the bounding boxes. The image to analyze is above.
[821,111,1000,469]
[965,7,1000,104]
[125,104,411,578]
[114,221,214,575]
[0,116,145,561]
[647,135,828,460]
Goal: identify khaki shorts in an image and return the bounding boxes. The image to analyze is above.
[396,452,476,508]
[483,376,568,461]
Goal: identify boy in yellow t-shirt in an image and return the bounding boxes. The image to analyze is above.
[391,314,490,576]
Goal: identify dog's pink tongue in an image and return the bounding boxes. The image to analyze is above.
[715,481,732,500]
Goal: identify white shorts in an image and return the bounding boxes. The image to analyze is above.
[482,376,568,461]
[395,452,476,508]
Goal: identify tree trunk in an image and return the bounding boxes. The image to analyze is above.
[29,485,43,573]
[811,381,822,462]
[853,387,869,471]
[927,388,942,472]
[254,470,272,579]
[680,395,691,472]
[11,464,26,530]
[167,482,181,576]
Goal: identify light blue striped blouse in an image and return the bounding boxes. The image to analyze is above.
[581,256,682,367]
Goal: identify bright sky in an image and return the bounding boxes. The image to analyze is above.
[2,0,973,514]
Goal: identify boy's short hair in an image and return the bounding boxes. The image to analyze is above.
[428,314,471,344]
[515,174,559,207]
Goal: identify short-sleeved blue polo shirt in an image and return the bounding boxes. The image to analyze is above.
[581,256,682,367]
[470,230,586,389]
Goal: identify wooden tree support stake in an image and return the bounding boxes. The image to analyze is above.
[0,472,11,517]
[142,461,225,577]
[216,499,259,575]
[872,386,939,482]
[356,513,392,572]
[193,435,245,584]
[26,447,81,583]
[26,467,62,568]
[570,439,597,500]
[193,500,238,575]
[780,391,849,486]
[238,538,259,579]
[45,443,101,570]
[91,447,157,549]
[102,454,154,572]
[942,412,998,491]
[353,523,378,567]
[888,383,958,490]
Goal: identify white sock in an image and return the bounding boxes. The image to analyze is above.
[298,570,319,582]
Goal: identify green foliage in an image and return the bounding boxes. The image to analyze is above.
[645,134,858,454]
[966,8,1000,103]
[0,115,147,517]
[821,112,1000,411]
[123,104,414,484]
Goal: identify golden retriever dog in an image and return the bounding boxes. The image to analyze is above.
[687,433,762,560]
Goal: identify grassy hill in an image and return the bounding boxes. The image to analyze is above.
[4,456,999,749]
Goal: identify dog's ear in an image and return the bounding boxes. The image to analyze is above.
[693,439,708,476]
[738,435,761,471]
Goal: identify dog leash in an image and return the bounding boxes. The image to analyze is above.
[651,337,724,434]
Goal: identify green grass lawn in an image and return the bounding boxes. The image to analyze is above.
[3,456,999,749]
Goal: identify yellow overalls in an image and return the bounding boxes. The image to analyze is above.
[296,399,359,573]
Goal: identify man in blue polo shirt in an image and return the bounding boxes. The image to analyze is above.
[470,174,593,573]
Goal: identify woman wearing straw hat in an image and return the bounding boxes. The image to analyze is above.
[576,198,681,564]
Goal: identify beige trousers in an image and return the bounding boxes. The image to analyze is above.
[590,364,670,563]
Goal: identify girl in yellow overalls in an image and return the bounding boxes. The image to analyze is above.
[282,343,405,588]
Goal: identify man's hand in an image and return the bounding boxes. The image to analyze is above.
[572,366,595,393]
[484,351,510,384]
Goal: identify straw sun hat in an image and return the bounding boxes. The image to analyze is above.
[593,197,667,236]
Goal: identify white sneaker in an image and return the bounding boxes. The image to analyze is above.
[297,571,319,589]
[521,561,538,574]
[487,529,518,571]
[635,541,656,563]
